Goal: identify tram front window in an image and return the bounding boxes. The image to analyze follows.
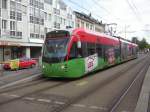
[43,38,69,63]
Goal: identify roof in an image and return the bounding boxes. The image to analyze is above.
[74,11,104,26]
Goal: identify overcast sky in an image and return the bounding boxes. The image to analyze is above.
[63,0,150,43]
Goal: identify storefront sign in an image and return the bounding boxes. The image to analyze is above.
[0,41,20,46]
[85,53,98,73]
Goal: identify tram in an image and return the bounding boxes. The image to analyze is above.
[42,28,138,78]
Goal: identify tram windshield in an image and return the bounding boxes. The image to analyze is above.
[43,31,70,63]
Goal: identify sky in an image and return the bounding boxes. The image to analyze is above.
[63,0,150,43]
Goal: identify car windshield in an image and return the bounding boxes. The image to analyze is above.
[43,38,69,63]
[19,57,30,61]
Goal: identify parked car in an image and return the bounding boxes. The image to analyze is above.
[3,57,37,70]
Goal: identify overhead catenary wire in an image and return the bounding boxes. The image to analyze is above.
[65,0,108,21]
[125,0,142,22]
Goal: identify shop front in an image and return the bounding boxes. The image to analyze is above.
[0,41,25,61]
[0,41,43,62]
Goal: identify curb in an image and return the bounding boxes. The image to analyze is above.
[135,65,150,112]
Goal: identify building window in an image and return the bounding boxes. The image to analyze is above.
[35,17,39,24]
[35,34,39,38]
[10,11,16,19]
[17,12,22,21]
[44,0,52,5]
[16,31,22,37]
[90,25,93,30]
[59,0,67,10]
[30,0,44,9]
[2,20,7,29]
[40,19,44,25]
[81,21,84,28]
[39,2,44,9]
[44,12,47,20]
[30,7,34,15]
[10,1,15,9]
[53,8,60,15]
[54,22,60,29]
[64,19,66,25]
[10,31,15,36]
[2,0,7,9]
[30,33,34,38]
[34,0,38,8]
[72,21,74,27]
[76,23,80,28]
[16,0,21,2]
[86,23,89,29]
[0,8,1,17]
[41,35,44,39]
[30,16,34,23]
[10,21,16,30]
[48,14,51,21]
[30,0,33,6]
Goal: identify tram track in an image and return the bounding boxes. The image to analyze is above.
[0,79,71,106]
[0,55,145,95]
[47,55,149,112]
[108,57,150,112]
[0,55,147,112]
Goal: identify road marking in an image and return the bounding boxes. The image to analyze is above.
[0,93,108,111]
[121,110,131,112]
[1,93,9,96]
[9,94,20,98]
[76,81,88,86]
[37,99,51,103]
[0,73,41,90]
[24,97,35,101]
[54,101,65,105]
[72,104,86,107]
[89,106,99,109]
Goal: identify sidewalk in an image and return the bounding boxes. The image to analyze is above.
[135,65,150,112]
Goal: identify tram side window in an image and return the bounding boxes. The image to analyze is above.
[69,43,78,59]
[87,43,96,56]
[96,44,102,57]
[114,45,120,57]
[81,42,87,57]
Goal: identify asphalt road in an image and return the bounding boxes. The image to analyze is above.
[0,54,149,112]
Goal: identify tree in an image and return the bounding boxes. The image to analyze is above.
[131,37,149,50]
[131,37,139,44]
[138,38,148,50]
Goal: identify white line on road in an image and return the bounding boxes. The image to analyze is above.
[0,73,41,90]
[72,104,86,108]
[24,97,35,101]
[0,92,108,111]
[89,106,100,109]
[9,94,20,98]
[37,99,51,103]
[1,93,9,96]
[54,101,65,105]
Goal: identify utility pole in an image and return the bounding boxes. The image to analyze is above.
[124,24,130,39]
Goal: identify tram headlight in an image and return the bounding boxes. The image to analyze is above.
[43,65,45,68]
[61,65,65,69]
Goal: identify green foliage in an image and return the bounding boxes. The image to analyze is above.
[131,37,149,50]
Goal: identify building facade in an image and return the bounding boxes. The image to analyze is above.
[0,0,75,61]
[74,11,105,33]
